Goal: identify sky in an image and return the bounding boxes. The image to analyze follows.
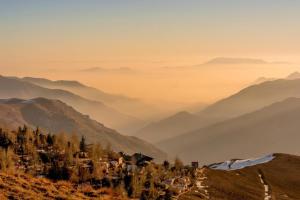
[1,0,300,104]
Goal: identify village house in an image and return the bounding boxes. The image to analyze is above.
[163,176,191,193]
[191,161,199,168]
[131,153,153,166]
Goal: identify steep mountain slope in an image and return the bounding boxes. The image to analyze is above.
[250,71,300,86]
[251,77,277,85]
[0,75,141,132]
[0,98,166,160]
[22,77,162,121]
[135,111,203,143]
[286,71,300,80]
[180,153,300,200]
[158,98,300,163]
[198,78,300,121]
[137,78,300,143]
[22,77,138,106]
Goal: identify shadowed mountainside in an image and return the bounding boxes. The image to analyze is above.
[0,97,166,161]
[22,77,164,121]
[135,111,202,143]
[198,78,300,121]
[0,75,142,133]
[158,98,300,163]
[136,77,300,144]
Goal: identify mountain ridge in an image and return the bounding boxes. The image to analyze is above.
[0,75,142,132]
[0,97,166,160]
[203,57,268,65]
[22,76,164,125]
[158,97,300,163]
[136,76,300,145]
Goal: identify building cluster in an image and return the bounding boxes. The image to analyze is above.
[0,126,198,199]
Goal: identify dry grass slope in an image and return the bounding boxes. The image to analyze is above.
[180,153,300,200]
[0,172,127,200]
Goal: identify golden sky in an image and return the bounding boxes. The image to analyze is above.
[1,1,300,104]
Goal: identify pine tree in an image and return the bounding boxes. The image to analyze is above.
[163,160,170,170]
[174,157,183,170]
[79,136,87,152]
[46,133,54,146]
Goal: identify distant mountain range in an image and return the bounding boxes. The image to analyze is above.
[198,77,300,121]
[22,76,166,127]
[0,97,166,161]
[252,77,277,85]
[158,97,300,163]
[135,111,201,143]
[0,75,143,133]
[252,71,300,85]
[136,72,300,144]
[80,67,134,73]
[203,57,268,65]
[286,71,300,80]
[22,76,140,108]
[201,57,290,66]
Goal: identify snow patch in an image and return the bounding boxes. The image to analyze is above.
[21,99,35,104]
[210,154,275,170]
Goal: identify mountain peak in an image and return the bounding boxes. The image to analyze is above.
[23,77,84,87]
[286,71,300,80]
[204,57,267,65]
[170,111,193,119]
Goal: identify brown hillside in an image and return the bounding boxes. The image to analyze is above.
[0,172,126,200]
[180,153,300,200]
[0,98,167,161]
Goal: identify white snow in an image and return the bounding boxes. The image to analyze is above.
[22,99,35,104]
[210,154,275,170]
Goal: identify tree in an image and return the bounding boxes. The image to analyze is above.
[48,160,71,180]
[79,136,87,152]
[70,133,79,154]
[130,169,146,198]
[46,133,54,146]
[33,127,40,147]
[0,131,13,154]
[163,160,170,170]
[90,142,103,161]
[174,157,184,171]
[56,132,67,150]
[0,148,14,172]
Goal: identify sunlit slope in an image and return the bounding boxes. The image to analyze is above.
[0,98,166,160]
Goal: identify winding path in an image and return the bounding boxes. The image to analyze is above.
[194,168,210,199]
[258,171,271,200]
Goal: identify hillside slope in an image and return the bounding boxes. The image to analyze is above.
[0,98,166,161]
[180,153,300,200]
[0,75,141,132]
[135,111,203,143]
[137,78,300,143]
[0,172,125,200]
[158,98,300,163]
[198,78,300,121]
[22,77,162,121]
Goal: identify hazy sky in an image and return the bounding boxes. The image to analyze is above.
[1,0,300,103]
